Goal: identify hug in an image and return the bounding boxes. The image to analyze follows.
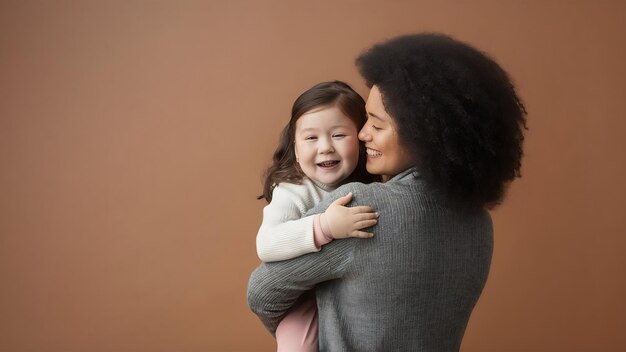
[248,32,527,352]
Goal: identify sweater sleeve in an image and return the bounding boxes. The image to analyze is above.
[256,184,320,262]
[247,182,366,334]
[248,235,356,334]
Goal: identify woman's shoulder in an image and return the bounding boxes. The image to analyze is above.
[334,181,385,199]
[336,173,435,205]
[336,173,422,195]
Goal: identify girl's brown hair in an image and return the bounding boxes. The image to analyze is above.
[259,81,378,202]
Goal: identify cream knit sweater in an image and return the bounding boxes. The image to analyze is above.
[256,177,336,262]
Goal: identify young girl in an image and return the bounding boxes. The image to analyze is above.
[257,81,379,351]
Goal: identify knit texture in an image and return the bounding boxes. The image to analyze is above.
[256,177,336,262]
[248,168,493,351]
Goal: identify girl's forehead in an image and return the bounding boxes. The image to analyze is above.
[296,106,356,130]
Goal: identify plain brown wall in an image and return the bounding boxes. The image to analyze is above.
[1,1,625,351]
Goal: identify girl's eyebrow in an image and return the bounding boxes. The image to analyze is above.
[298,124,352,133]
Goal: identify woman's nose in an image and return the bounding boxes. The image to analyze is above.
[358,126,370,141]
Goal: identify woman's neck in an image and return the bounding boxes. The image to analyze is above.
[382,168,418,183]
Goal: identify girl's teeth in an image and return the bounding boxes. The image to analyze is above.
[318,161,339,167]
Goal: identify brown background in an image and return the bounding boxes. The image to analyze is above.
[1,1,625,351]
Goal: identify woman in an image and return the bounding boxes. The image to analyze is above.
[248,33,527,351]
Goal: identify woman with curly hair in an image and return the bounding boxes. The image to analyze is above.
[248,33,527,351]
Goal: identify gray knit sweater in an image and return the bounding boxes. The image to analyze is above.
[247,169,493,351]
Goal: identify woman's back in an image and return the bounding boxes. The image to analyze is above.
[314,170,493,351]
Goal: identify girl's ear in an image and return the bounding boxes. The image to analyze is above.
[294,145,299,163]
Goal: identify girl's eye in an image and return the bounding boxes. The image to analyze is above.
[371,125,381,131]
[305,136,317,141]
[332,134,346,138]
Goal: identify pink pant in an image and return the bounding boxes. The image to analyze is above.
[275,292,318,352]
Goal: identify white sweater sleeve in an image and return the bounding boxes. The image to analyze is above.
[256,184,321,262]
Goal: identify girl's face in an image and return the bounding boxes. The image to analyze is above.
[294,105,360,186]
[359,85,413,182]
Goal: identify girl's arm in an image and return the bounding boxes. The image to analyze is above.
[256,185,322,262]
[248,182,374,334]
[257,186,378,263]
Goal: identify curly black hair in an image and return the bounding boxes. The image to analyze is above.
[356,33,527,209]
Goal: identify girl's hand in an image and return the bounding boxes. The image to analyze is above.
[322,192,379,239]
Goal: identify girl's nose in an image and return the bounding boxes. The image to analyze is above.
[319,138,335,154]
